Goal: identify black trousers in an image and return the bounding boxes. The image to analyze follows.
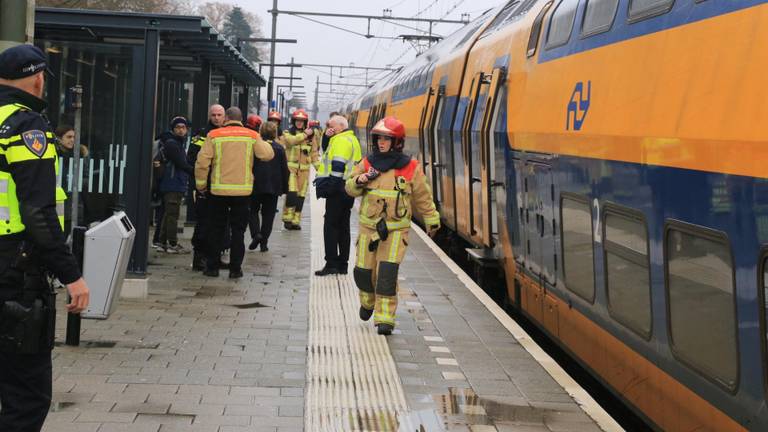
[0,267,52,432]
[191,194,209,254]
[249,193,279,244]
[323,192,354,269]
[207,195,249,272]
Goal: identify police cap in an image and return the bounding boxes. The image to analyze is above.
[0,45,48,80]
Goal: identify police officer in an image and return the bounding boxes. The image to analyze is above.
[0,45,90,432]
[314,115,361,276]
[188,104,224,270]
[281,109,318,230]
[195,107,274,279]
[346,117,439,335]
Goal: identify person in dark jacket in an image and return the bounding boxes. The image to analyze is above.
[157,116,193,253]
[188,105,224,269]
[248,121,289,252]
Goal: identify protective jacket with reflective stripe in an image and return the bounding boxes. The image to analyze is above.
[317,129,361,180]
[282,127,319,171]
[345,156,440,232]
[194,121,275,196]
[0,85,81,284]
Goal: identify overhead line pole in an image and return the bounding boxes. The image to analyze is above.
[267,0,279,111]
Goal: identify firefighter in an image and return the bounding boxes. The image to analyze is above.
[345,116,440,335]
[245,113,262,132]
[267,110,283,137]
[194,107,274,278]
[280,109,318,230]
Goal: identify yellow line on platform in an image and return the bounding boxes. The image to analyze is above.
[306,185,414,431]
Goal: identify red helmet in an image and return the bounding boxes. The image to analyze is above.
[371,116,406,152]
[267,111,281,122]
[246,114,262,131]
[291,109,309,121]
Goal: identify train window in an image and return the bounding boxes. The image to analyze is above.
[582,0,619,36]
[527,1,554,57]
[628,0,674,22]
[666,222,738,390]
[481,0,520,38]
[546,0,579,49]
[561,194,595,302]
[604,207,651,337]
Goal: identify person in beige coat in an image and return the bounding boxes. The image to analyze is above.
[195,107,274,278]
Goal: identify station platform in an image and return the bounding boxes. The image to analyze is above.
[44,193,622,432]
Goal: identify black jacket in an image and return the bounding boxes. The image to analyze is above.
[187,122,219,165]
[0,85,81,285]
[158,131,192,193]
[252,140,289,196]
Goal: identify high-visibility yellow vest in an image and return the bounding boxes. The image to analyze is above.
[317,130,361,180]
[0,103,65,234]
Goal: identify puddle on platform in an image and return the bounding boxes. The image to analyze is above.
[395,387,555,431]
[231,302,269,309]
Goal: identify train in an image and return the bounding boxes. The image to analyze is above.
[341,0,768,430]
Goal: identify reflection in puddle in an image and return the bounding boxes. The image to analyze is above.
[395,387,555,431]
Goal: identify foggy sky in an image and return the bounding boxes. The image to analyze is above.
[209,0,503,119]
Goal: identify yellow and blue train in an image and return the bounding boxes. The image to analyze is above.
[343,0,768,430]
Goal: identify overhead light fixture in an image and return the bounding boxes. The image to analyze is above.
[46,46,62,54]
[160,54,195,62]
[102,37,144,45]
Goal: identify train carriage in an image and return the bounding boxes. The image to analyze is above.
[344,0,768,430]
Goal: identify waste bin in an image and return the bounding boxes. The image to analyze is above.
[80,211,136,319]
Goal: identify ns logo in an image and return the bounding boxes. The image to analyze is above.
[567,81,591,131]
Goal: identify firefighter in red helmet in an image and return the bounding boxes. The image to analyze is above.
[345,116,440,335]
[281,108,319,230]
[245,114,262,131]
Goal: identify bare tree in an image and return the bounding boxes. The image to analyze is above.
[37,0,194,14]
[197,2,267,61]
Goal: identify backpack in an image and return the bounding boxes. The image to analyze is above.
[151,139,166,194]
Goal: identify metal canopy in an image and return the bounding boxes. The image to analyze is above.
[35,7,265,86]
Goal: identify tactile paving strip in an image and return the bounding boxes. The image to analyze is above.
[306,192,413,431]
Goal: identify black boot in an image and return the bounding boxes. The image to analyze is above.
[314,265,338,276]
[259,241,269,252]
[377,323,393,336]
[359,307,373,321]
[192,253,205,271]
[229,268,244,279]
[203,268,219,277]
[248,234,262,251]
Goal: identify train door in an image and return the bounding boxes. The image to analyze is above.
[424,86,444,206]
[536,164,556,287]
[477,68,505,247]
[418,87,433,165]
[523,161,556,286]
[461,72,484,238]
[514,158,526,268]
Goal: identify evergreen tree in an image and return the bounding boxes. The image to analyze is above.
[222,7,261,64]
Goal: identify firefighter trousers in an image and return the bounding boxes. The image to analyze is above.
[282,168,309,226]
[352,226,409,327]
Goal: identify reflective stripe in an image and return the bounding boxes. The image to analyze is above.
[388,231,402,262]
[56,202,65,215]
[359,214,411,231]
[0,207,9,220]
[424,213,440,225]
[368,189,399,199]
[357,234,367,267]
[0,179,7,193]
[287,161,300,168]
[332,156,348,163]
[330,171,344,178]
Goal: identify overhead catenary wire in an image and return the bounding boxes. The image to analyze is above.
[290,14,399,40]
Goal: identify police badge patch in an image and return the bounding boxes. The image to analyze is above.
[22,130,47,157]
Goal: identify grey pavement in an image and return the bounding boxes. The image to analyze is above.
[42,195,609,432]
[45,200,309,432]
